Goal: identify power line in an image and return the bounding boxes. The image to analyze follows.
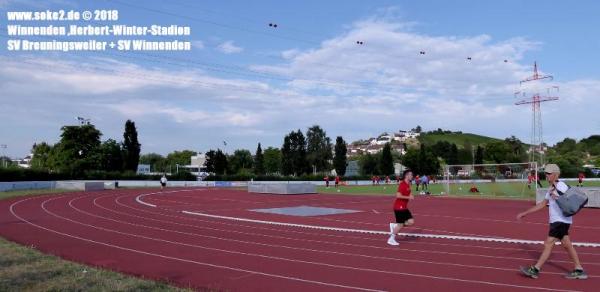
[105,0,514,74]
[0,33,520,103]
[104,0,321,45]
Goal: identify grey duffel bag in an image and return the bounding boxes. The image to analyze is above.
[556,186,589,217]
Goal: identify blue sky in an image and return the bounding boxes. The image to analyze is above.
[1,0,599,157]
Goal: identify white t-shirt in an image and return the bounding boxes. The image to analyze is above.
[544,181,572,224]
[160,177,167,184]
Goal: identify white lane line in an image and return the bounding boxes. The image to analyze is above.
[136,189,199,208]
[9,196,383,292]
[73,194,599,278]
[109,194,600,264]
[16,196,581,292]
[181,211,600,248]
[134,189,600,248]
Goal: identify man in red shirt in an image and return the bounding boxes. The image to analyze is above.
[578,172,585,187]
[527,173,534,190]
[388,169,415,246]
[415,175,421,191]
[334,175,340,188]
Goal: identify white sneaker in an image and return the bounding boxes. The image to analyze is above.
[389,223,397,234]
[387,236,399,246]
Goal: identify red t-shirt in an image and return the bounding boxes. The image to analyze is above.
[527,175,533,183]
[335,176,340,183]
[579,173,585,180]
[394,181,411,210]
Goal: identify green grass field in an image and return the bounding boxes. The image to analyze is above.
[419,132,501,149]
[318,180,600,199]
[0,189,192,292]
[0,189,78,200]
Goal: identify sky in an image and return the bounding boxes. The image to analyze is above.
[1,0,599,158]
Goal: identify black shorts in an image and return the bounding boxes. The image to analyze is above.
[394,210,413,224]
[161,182,166,187]
[548,222,570,240]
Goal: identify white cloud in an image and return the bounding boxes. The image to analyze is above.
[192,40,204,49]
[1,14,599,157]
[106,100,262,126]
[217,40,243,54]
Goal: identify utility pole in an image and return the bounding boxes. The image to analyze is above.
[0,144,6,168]
[514,62,559,168]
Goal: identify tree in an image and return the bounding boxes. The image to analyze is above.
[122,120,141,171]
[281,134,293,175]
[333,136,347,176]
[204,149,228,175]
[166,150,197,171]
[30,142,53,169]
[431,141,452,162]
[263,147,282,174]
[448,144,459,165]
[281,130,309,176]
[379,143,395,175]
[418,144,440,175]
[306,125,333,172]
[100,139,124,172]
[484,141,511,164]
[505,136,524,156]
[555,138,577,155]
[204,150,217,173]
[139,153,166,172]
[403,145,439,175]
[475,145,484,164]
[401,148,420,174]
[548,152,583,178]
[415,125,422,133]
[359,153,378,175]
[579,135,600,154]
[53,124,102,175]
[229,149,253,174]
[430,141,461,164]
[254,143,265,175]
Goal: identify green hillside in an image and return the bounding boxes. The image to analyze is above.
[419,132,501,149]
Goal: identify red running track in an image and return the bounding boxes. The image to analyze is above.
[0,188,598,292]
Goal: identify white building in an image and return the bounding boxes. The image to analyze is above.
[179,153,209,178]
[393,130,420,141]
[12,154,32,168]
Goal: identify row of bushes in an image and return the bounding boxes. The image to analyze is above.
[0,168,196,182]
[1,167,407,182]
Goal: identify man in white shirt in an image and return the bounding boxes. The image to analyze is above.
[160,175,167,190]
[517,164,587,279]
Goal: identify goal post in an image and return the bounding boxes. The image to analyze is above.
[443,162,538,199]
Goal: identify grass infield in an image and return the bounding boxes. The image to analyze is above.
[318,180,600,200]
